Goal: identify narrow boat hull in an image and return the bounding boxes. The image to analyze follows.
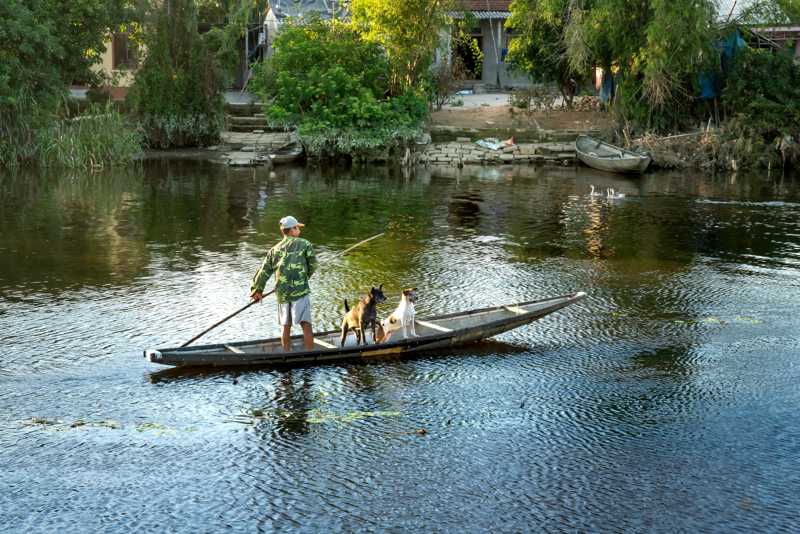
[145,292,586,368]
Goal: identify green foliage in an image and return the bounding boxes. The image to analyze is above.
[0,0,134,167]
[736,0,800,24]
[127,0,225,148]
[351,0,456,95]
[251,18,428,159]
[0,90,57,168]
[723,47,800,140]
[201,0,261,85]
[253,18,390,125]
[506,1,573,93]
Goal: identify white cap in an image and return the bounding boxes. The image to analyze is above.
[279,215,305,229]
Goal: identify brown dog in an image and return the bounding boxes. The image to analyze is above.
[340,285,386,346]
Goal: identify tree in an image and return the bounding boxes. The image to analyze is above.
[127,0,226,147]
[0,0,130,166]
[249,17,428,158]
[735,0,800,23]
[350,0,456,95]
[506,0,580,108]
[508,0,719,131]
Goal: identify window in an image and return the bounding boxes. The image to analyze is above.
[112,32,138,70]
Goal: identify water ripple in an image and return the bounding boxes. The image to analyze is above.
[1,165,800,531]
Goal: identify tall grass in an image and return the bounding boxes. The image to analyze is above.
[0,94,143,170]
[36,104,144,169]
[0,90,51,168]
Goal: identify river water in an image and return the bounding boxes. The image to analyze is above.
[1,162,799,532]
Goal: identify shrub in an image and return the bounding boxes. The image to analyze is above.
[723,47,800,141]
[427,54,468,111]
[251,18,428,159]
[510,85,557,112]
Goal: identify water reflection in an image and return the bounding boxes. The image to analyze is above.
[271,369,315,436]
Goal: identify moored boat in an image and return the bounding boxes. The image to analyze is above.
[145,292,586,368]
[266,144,304,164]
[575,135,650,173]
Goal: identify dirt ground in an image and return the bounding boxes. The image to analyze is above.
[429,93,611,131]
[431,105,611,131]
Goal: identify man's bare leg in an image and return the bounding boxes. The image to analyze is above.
[282,324,292,351]
[301,321,314,350]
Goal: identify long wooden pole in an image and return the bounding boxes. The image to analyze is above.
[180,232,385,347]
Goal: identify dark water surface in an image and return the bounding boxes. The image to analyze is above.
[2,162,799,532]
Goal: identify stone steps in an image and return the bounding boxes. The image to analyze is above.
[416,141,577,166]
[224,101,265,117]
[220,131,295,150]
[225,114,272,132]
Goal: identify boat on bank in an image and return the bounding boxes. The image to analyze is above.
[575,135,650,173]
[144,292,586,368]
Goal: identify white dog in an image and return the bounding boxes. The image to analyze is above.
[378,288,417,343]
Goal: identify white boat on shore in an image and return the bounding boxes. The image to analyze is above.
[576,135,650,173]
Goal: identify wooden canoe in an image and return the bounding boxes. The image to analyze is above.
[575,135,650,173]
[144,292,586,368]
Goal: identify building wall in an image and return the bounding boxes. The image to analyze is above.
[92,44,137,87]
[86,37,139,100]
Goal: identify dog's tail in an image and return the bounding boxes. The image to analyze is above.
[344,299,350,313]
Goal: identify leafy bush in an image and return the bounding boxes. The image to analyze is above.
[251,18,428,159]
[127,0,224,148]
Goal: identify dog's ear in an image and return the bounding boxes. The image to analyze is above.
[379,284,383,290]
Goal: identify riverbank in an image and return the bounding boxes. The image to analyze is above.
[141,91,792,172]
[211,92,601,168]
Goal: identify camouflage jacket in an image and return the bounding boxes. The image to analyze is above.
[251,237,317,303]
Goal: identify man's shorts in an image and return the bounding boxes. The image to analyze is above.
[277,295,312,326]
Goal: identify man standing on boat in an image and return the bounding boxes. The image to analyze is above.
[250,216,317,351]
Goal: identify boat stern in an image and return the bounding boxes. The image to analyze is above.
[144,349,163,363]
